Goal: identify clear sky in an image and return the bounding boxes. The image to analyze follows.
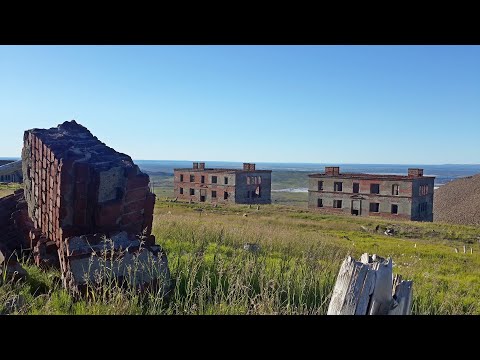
[0,45,478,164]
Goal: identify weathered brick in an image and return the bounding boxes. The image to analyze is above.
[121,221,143,234]
[75,162,90,183]
[126,175,149,190]
[124,200,145,214]
[75,182,88,199]
[19,121,159,276]
[73,210,86,226]
[144,192,155,216]
[121,211,143,225]
[125,187,148,204]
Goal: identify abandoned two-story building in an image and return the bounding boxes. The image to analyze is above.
[173,162,272,204]
[308,167,435,222]
[0,160,23,183]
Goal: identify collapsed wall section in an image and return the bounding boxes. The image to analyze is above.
[21,120,156,250]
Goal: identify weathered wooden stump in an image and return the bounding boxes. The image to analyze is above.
[327,253,413,315]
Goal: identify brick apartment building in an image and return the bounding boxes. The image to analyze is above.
[0,160,23,183]
[308,167,435,221]
[173,162,272,204]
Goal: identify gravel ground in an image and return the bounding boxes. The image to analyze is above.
[434,174,480,226]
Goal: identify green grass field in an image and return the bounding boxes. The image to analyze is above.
[2,190,480,314]
[0,183,22,198]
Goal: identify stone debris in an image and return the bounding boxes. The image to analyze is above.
[243,243,260,252]
[0,249,28,283]
[384,228,395,236]
[2,294,26,314]
[63,231,171,295]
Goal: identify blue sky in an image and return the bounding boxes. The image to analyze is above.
[0,45,478,164]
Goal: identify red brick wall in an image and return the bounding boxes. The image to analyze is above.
[22,121,156,251]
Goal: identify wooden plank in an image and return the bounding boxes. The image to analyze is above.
[328,256,370,315]
[342,263,368,315]
[329,254,413,315]
[360,252,371,264]
[367,258,393,315]
[355,267,376,315]
[389,279,413,315]
[327,257,355,315]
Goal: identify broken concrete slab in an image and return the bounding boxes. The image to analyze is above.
[60,231,171,296]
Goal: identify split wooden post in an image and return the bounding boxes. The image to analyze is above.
[328,253,413,315]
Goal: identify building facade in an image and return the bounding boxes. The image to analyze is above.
[0,160,23,183]
[308,167,435,222]
[173,162,272,205]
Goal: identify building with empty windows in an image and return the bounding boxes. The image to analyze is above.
[0,160,23,183]
[173,162,272,205]
[308,167,435,222]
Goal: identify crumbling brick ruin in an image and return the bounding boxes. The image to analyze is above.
[308,166,435,222]
[173,162,272,205]
[0,190,32,280]
[1,120,170,294]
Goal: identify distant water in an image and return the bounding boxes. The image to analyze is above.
[135,160,480,186]
[3,157,478,187]
[272,188,309,193]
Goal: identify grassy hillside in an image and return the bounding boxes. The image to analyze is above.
[2,197,480,315]
[0,183,22,198]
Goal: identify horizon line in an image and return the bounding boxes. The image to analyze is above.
[1,156,479,167]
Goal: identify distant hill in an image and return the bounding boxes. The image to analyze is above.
[143,171,173,177]
[0,160,14,167]
[434,174,480,226]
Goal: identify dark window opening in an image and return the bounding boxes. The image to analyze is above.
[317,198,323,207]
[370,184,380,194]
[250,186,261,198]
[190,188,195,196]
[180,174,184,182]
[392,184,399,196]
[179,187,183,195]
[200,196,205,202]
[353,183,359,193]
[224,191,229,200]
[212,190,217,198]
[333,200,342,208]
[224,177,228,185]
[418,202,428,212]
[201,175,205,184]
[391,204,398,214]
[212,176,217,184]
[318,181,323,191]
[190,174,195,182]
[334,182,343,192]
[369,202,380,212]
[247,191,250,198]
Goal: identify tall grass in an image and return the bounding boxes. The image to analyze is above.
[2,200,480,314]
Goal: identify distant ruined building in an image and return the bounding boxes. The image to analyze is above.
[173,162,272,205]
[308,167,435,222]
[0,160,23,183]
